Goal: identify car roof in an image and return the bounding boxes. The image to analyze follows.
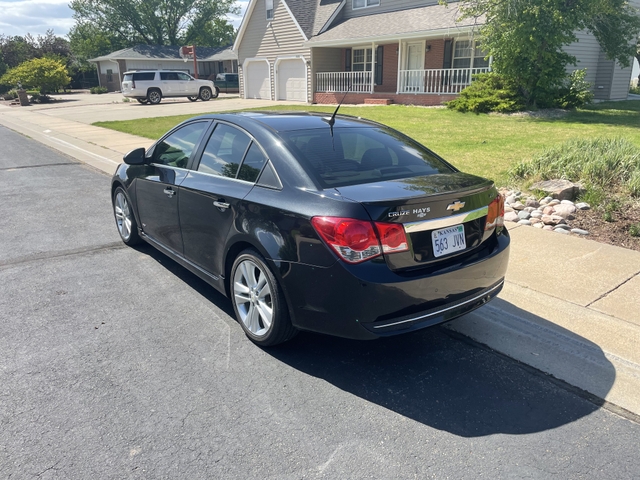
[193,111,383,132]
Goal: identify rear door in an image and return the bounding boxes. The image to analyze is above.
[135,121,210,253]
[179,122,269,277]
[160,71,180,95]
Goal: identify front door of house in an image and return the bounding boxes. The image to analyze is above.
[404,42,424,92]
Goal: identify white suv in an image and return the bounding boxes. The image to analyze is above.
[121,70,220,104]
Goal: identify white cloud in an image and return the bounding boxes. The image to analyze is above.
[0,0,249,38]
[0,0,74,37]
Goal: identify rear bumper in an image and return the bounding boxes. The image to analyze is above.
[275,230,510,340]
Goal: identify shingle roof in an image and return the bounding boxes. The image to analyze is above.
[306,3,484,45]
[89,44,237,63]
[286,0,344,38]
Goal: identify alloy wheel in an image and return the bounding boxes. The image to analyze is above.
[114,191,133,241]
[233,259,273,337]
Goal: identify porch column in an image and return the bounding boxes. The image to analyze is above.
[371,42,376,94]
[396,41,402,94]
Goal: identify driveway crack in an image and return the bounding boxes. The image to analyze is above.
[0,242,127,269]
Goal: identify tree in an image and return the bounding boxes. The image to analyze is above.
[69,0,239,46]
[184,17,236,47]
[68,22,129,69]
[1,57,71,94]
[459,0,640,107]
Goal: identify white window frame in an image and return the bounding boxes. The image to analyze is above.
[266,0,274,20]
[452,39,489,70]
[352,48,373,72]
[452,38,490,85]
[352,0,380,10]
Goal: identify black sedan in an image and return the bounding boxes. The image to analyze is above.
[111,112,509,346]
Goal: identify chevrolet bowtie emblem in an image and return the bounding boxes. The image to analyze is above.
[447,201,465,212]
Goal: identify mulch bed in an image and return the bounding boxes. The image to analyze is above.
[570,204,640,253]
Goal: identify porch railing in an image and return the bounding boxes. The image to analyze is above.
[398,67,490,94]
[316,71,373,93]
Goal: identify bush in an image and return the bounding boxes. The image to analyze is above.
[2,89,18,100]
[90,86,108,94]
[446,73,526,113]
[555,69,594,109]
[509,137,640,200]
[630,85,640,95]
[29,92,52,103]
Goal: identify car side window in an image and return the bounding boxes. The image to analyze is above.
[238,143,268,182]
[177,72,191,81]
[153,122,208,168]
[197,124,251,179]
[160,72,179,81]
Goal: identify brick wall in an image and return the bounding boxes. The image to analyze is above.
[424,39,449,70]
[376,44,398,93]
[314,92,458,106]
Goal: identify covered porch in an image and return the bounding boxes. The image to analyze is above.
[311,38,490,106]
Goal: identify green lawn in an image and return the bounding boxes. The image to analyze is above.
[94,100,640,186]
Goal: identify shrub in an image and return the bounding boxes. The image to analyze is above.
[555,69,594,109]
[630,85,640,95]
[509,137,640,201]
[2,89,18,100]
[0,57,70,94]
[29,92,52,103]
[90,86,108,94]
[446,73,526,113]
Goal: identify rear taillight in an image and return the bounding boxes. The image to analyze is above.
[311,217,409,264]
[485,194,505,231]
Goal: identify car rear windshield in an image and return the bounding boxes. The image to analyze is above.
[280,127,455,188]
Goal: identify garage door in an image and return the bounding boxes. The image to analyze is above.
[245,61,270,99]
[277,59,307,102]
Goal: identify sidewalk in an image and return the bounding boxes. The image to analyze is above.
[1,97,639,418]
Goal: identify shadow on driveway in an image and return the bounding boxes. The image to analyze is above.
[138,243,615,438]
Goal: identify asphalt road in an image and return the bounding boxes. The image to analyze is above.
[1,125,639,479]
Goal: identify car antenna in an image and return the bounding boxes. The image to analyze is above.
[323,83,352,149]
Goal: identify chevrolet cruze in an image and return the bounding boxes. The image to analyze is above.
[111,112,509,346]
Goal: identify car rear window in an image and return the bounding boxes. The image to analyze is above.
[280,127,455,188]
[133,72,155,81]
[123,74,133,82]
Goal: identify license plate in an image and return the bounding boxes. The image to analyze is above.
[432,224,466,258]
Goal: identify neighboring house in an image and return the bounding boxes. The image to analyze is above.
[234,0,639,105]
[90,45,238,92]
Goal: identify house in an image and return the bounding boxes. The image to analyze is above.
[233,0,640,105]
[90,45,238,92]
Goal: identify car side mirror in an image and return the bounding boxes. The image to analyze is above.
[123,147,146,165]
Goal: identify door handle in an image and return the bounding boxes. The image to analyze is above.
[163,187,176,197]
[213,200,230,210]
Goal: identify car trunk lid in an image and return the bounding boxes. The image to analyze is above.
[334,172,500,270]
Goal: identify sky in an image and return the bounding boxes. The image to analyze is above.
[0,0,249,39]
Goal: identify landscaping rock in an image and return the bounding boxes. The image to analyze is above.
[571,228,590,235]
[518,211,531,220]
[511,202,525,211]
[543,206,555,215]
[518,219,532,226]
[533,223,545,229]
[504,211,520,223]
[530,179,584,201]
[576,202,591,210]
[554,227,570,234]
[525,198,540,208]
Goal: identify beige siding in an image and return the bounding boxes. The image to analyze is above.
[610,62,634,100]
[237,0,311,101]
[594,50,615,100]
[311,48,343,97]
[343,0,439,20]
[564,31,600,87]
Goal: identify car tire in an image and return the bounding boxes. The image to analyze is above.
[112,186,142,246]
[231,249,297,347]
[199,87,212,101]
[187,96,198,102]
[147,89,162,105]
[212,87,220,99]
[136,98,148,104]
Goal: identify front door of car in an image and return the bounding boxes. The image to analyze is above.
[135,121,209,253]
[178,72,198,95]
[179,123,269,277]
[160,71,181,95]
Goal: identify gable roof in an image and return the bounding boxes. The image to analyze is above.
[89,44,236,63]
[307,4,484,46]
[286,0,345,38]
[234,0,345,51]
